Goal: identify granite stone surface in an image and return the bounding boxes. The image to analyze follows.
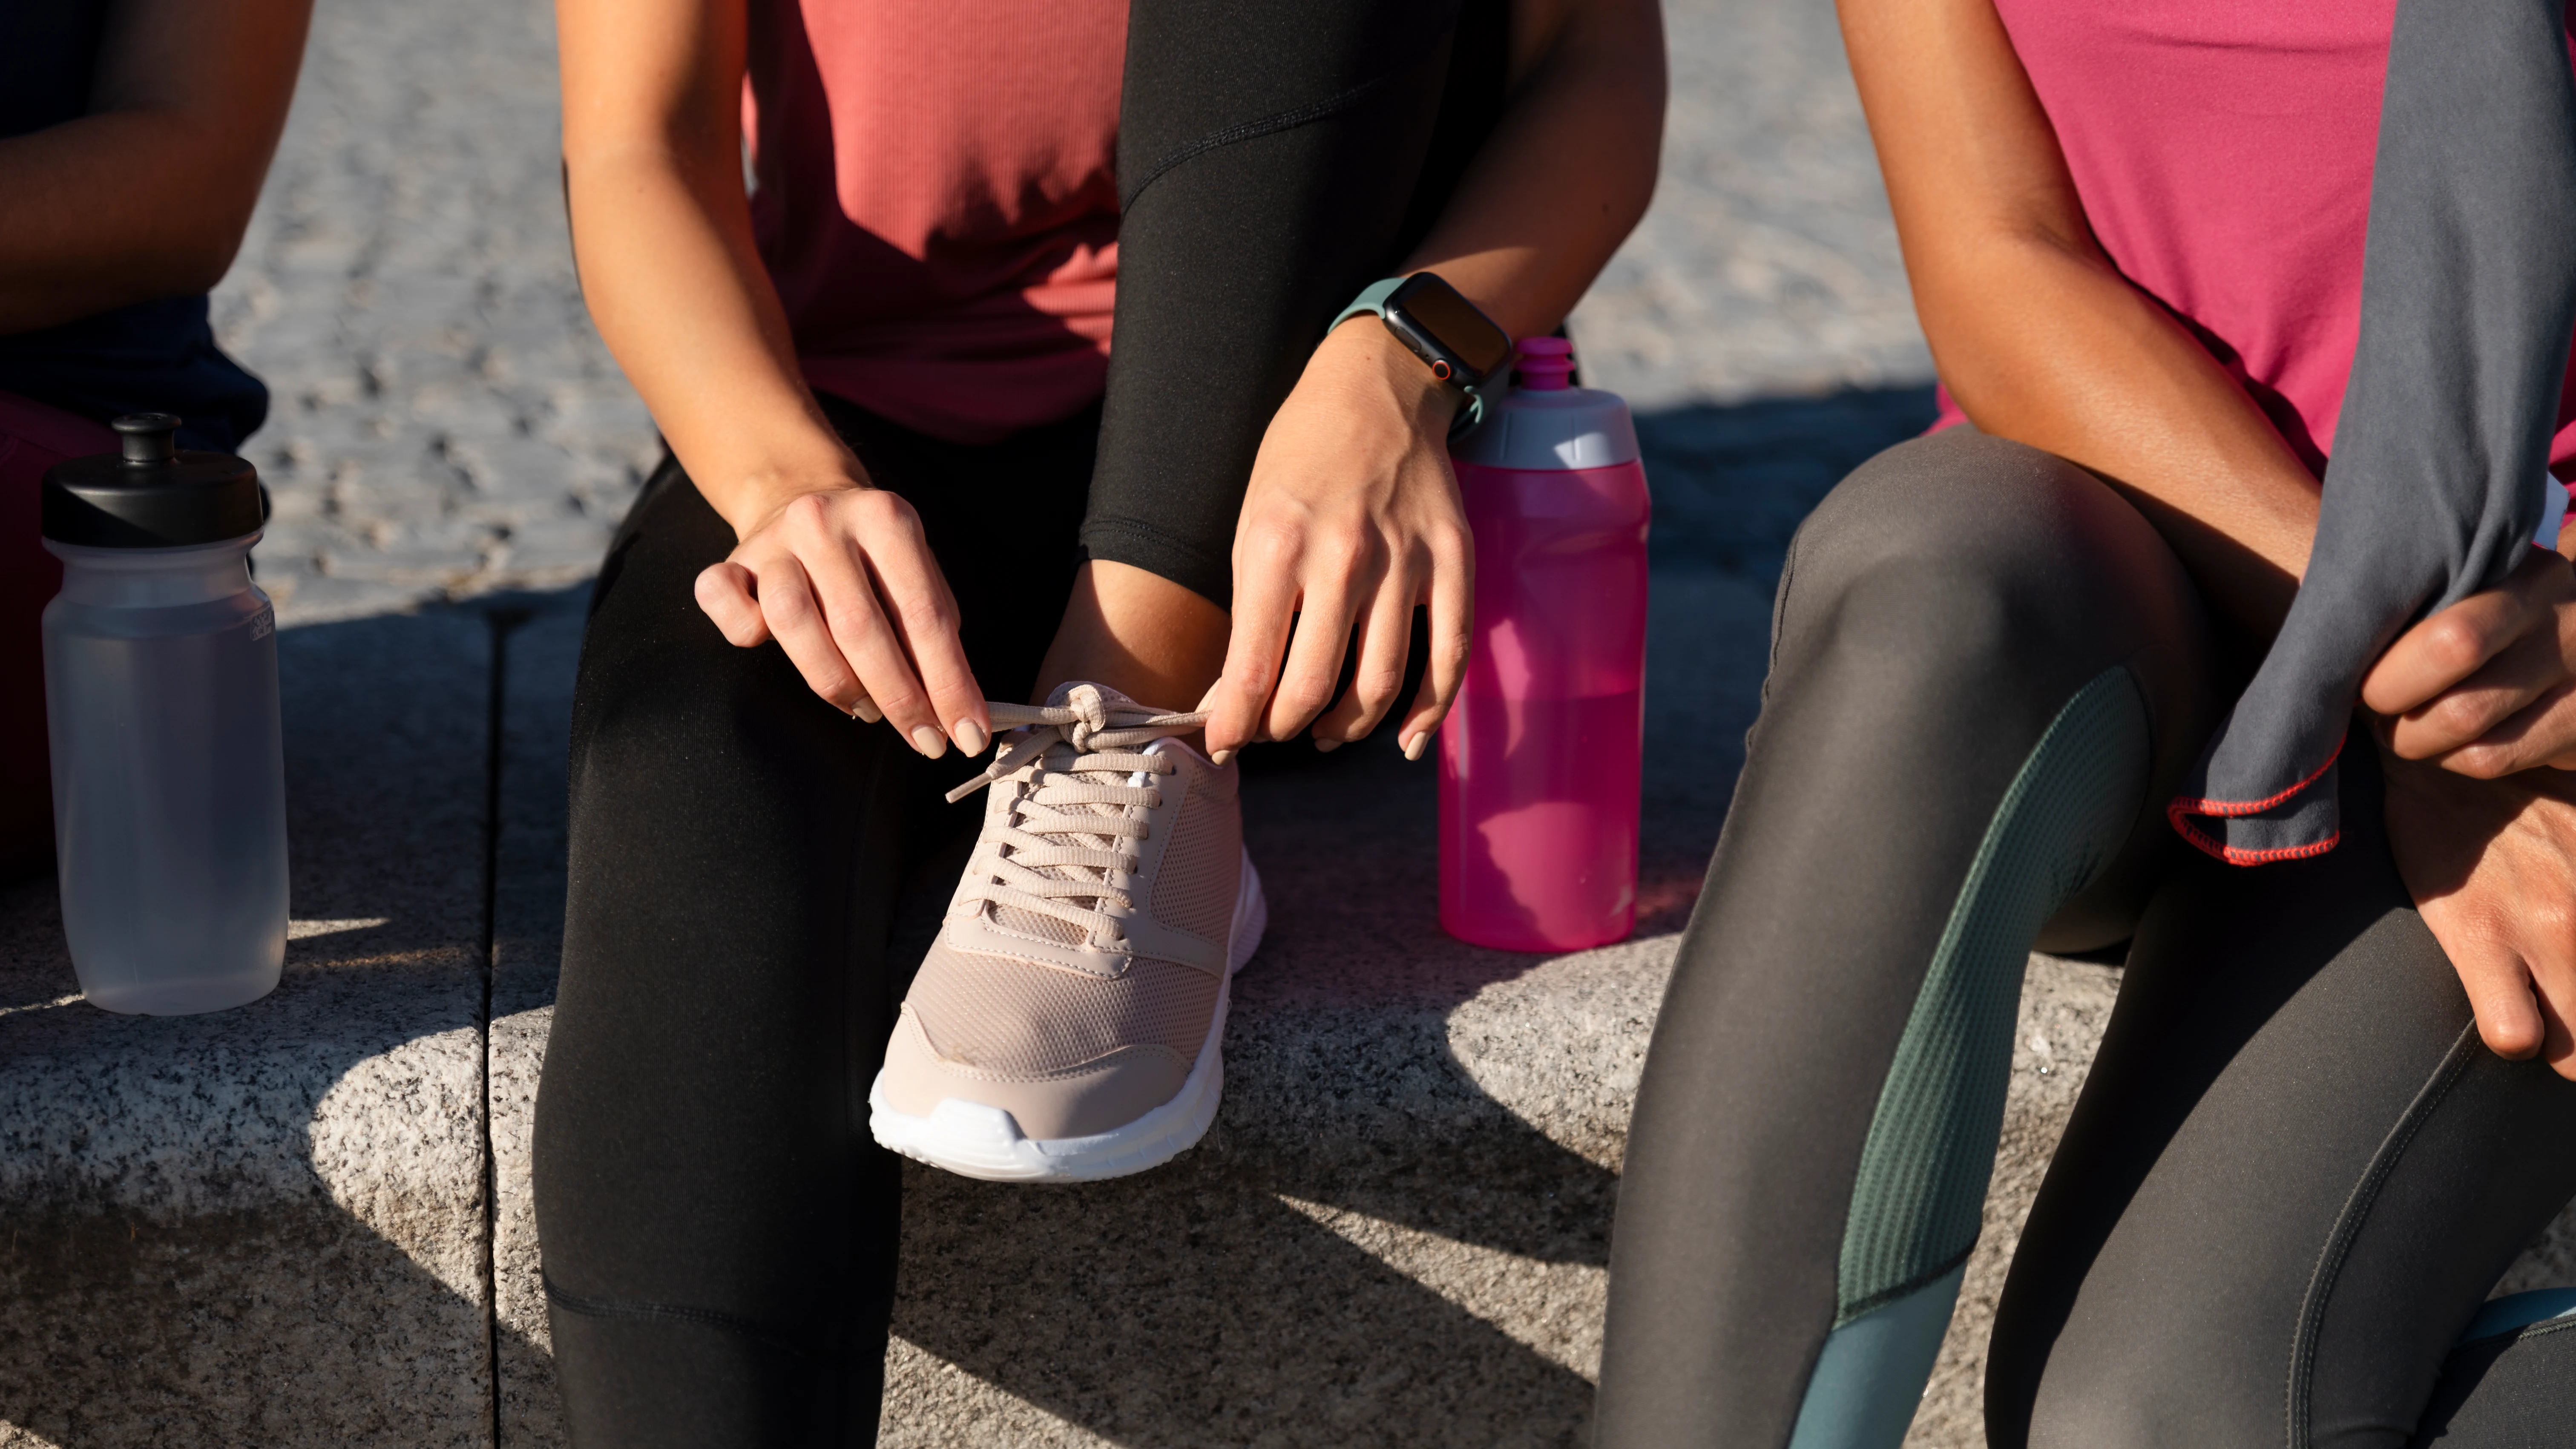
[1,0,2562,1441]
[0,612,498,1448]
[487,599,587,1449]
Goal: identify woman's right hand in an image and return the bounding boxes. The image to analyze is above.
[560,0,985,758]
[2362,539,2576,776]
[693,479,991,759]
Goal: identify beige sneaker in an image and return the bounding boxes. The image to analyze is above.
[868,683,1266,1182]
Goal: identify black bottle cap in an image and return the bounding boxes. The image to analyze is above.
[41,414,266,548]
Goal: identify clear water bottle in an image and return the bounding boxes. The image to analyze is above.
[41,414,285,1014]
[1440,338,1651,951]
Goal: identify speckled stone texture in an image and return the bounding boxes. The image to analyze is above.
[0,613,497,1448]
[211,0,655,628]
[5,0,2565,1440]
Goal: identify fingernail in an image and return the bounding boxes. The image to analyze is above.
[1314,736,1341,754]
[954,719,989,755]
[852,697,883,724]
[910,725,948,759]
[1209,748,1234,766]
[1402,733,1429,762]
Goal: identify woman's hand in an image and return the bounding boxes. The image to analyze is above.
[561,0,988,758]
[1199,321,1473,762]
[2362,537,2576,776]
[695,479,990,759]
[2381,747,2576,1078]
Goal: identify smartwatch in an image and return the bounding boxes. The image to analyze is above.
[1332,273,1516,434]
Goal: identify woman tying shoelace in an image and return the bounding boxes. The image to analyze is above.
[528,0,1662,1440]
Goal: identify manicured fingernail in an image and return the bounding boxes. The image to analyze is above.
[1209,748,1234,766]
[1402,733,1429,762]
[852,697,883,723]
[954,719,989,755]
[910,725,948,758]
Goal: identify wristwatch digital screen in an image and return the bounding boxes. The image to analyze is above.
[1379,273,1515,388]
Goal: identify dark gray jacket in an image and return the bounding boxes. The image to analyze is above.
[2172,0,2576,863]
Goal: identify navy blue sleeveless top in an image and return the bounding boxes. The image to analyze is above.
[0,1,269,451]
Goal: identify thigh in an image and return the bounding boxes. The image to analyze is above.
[1993,748,2576,1449]
[535,403,1096,1443]
[538,457,924,1443]
[1595,430,2222,1449]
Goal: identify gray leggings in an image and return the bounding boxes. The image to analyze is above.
[1595,430,2576,1448]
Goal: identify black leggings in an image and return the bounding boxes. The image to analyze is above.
[1593,431,2576,1448]
[532,5,1501,1443]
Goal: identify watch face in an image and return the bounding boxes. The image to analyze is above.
[1387,274,1515,383]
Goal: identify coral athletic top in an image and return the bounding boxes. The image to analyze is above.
[1935,0,2576,478]
[744,0,1128,444]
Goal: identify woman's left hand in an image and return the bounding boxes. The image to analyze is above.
[1199,319,1475,763]
[2362,536,2576,776]
[2381,747,2576,1079]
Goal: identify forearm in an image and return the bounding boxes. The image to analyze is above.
[0,119,242,329]
[1398,0,1664,340]
[0,0,308,333]
[1842,0,2317,646]
[1918,233,2321,643]
[565,147,857,537]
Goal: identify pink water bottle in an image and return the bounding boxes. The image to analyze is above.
[1439,337,1650,951]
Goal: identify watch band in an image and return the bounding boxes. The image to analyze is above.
[1329,276,1409,333]
[1331,275,1490,437]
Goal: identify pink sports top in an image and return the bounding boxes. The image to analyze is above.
[1935,0,2576,477]
[743,0,1127,445]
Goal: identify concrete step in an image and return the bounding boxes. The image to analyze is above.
[0,612,500,1448]
[6,574,2571,1448]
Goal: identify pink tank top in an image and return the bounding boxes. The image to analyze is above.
[1937,0,2576,476]
[744,0,1127,445]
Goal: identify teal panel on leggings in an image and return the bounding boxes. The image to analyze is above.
[1835,666,2150,1324]
[1786,1266,1966,1449]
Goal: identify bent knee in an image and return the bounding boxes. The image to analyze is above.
[1773,431,2181,693]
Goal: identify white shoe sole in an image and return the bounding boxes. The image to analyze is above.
[867,848,1268,1183]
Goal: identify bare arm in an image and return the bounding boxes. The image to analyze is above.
[1403,0,1666,341]
[1846,0,2576,1079]
[556,0,989,757]
[1837,0,2320,644]
[1195,0,1667,757]
[0,0,310,333]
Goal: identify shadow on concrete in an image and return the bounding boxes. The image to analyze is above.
[0,603,545,1448]
[1640,384,1939,579]
[876,736,1619,1446]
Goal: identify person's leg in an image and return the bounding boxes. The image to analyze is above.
[1593,430,2223,1449]
[1085,0,1496,610]
[531,400,1092,1446]
[1987,745,2576,1449]
[0,391,112,883]
[2409,1291,2576,1446]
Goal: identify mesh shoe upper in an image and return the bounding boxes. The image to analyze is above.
[879,683,1245,1139]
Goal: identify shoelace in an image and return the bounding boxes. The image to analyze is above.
[943,684,1208,948]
